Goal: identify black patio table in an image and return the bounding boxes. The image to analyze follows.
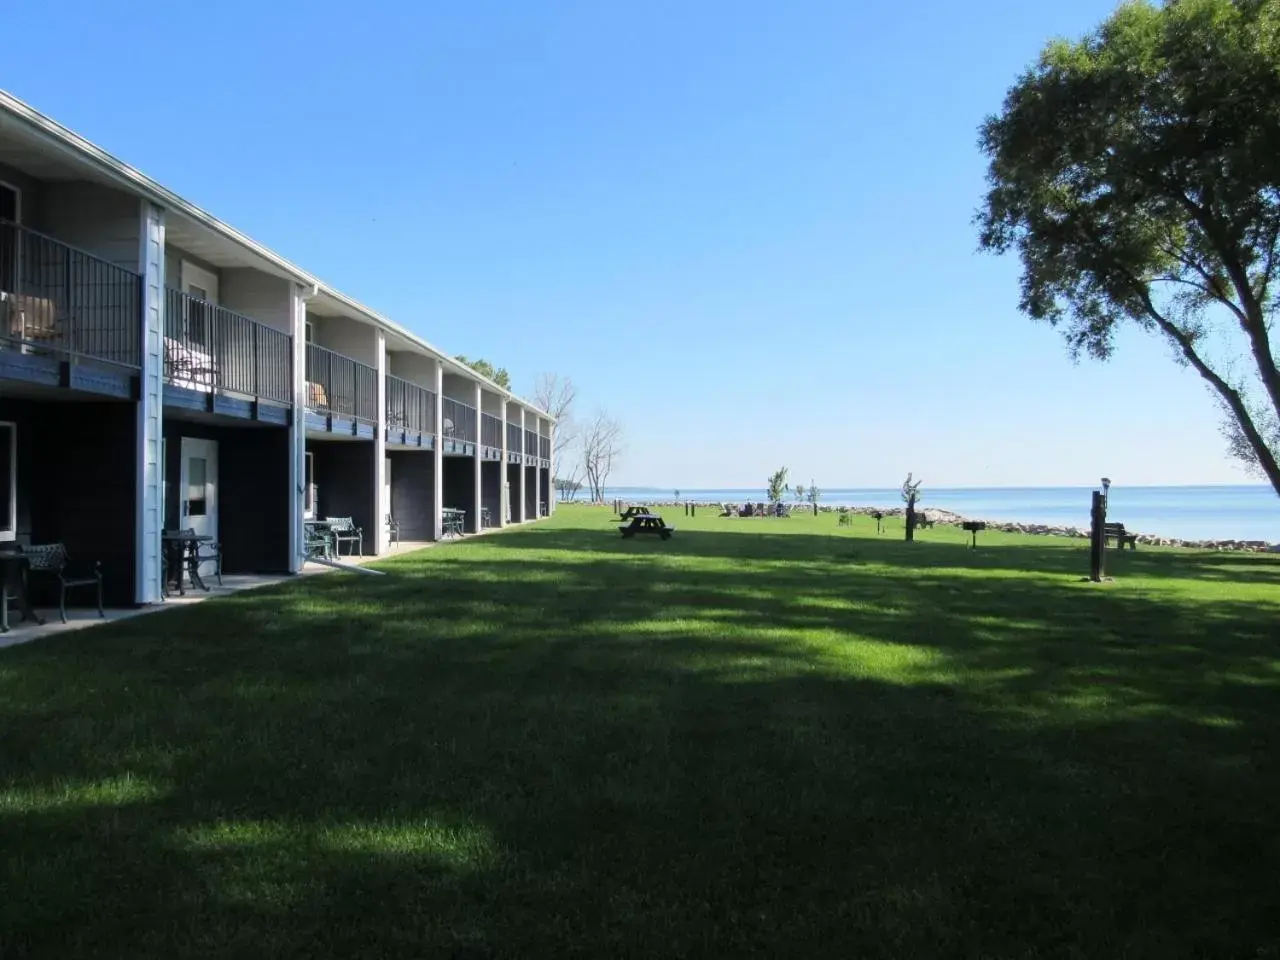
[162,531,213,596]
[0,548,43,632]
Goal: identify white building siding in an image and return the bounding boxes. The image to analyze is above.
[220,268,292,333]
[42,182,141,271]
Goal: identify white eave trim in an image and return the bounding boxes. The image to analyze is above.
[0,90,554,422]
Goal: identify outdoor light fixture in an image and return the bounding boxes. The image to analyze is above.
[1101,477,1111,501]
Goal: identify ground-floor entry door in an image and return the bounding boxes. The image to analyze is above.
[179,437,218,577]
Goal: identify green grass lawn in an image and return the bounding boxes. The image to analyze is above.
[3,505,1279,958]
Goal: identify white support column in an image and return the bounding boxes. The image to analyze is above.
[472,382,483,533]
[288,284,309,572]
[516,407,527,522]
[499,402,508,527]
[373,331,388,554]
[535,416,545,520]
[134,201,165,603]
[432,359,444,540]
[548,420,556,515]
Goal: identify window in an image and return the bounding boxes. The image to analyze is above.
[0,422,15,541]
[305,320,314,343]
[0,184,18,295]
[0,183,17,223]
[187,456,208,517]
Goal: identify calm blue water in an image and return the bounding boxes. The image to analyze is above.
[597,485,1280,543]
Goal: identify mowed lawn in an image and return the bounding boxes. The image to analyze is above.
[2,505,1279,959]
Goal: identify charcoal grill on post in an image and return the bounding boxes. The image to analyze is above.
[962,520,986,549]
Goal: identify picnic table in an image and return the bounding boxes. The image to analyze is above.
[617,505,650,523]
[620,513,675,540]
[162,530,214,595]
[0,548,42,632]
[442,508,466,538]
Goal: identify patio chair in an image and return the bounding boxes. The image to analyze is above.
[387,514,400,548]
[23,543,104,624]
[326,517,363,556]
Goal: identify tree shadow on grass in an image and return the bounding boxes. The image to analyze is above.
[1,524,1278,958]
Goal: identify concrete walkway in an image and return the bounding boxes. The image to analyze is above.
[0,528,519,652]
[0,547,432,652]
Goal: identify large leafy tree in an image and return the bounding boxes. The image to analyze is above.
[455,356,511,390]
[977,0,1280,495]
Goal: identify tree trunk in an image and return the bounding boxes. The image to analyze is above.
[905,496,916,542]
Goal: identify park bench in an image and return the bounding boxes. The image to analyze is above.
[915,515,935,529]
[620,514,675,540]
[838,512,853,527]
[1104,522,1138,550]
[326,516,364,556]
[23,543,105,624]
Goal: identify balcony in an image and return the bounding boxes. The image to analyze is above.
[524,429,537,461]
[305,342,377,423]
[507,421,522,454]
[164,288,292,405]
[441,396,477,445]
[481,413,502,449]
[386,374,436,436]
[0,219,141,381]
[538,436,551,461]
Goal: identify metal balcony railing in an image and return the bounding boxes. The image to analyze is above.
[305,342,377,422]
[507,422,523,452]
[441,396,477,444]
[386,375,437,434]
[481,413,502,449]
[0,218,141,368]
[164,288,292,403]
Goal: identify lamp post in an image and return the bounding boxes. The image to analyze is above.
[1089,477,1111,582]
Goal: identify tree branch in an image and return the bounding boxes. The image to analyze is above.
[1127,276,1280,492]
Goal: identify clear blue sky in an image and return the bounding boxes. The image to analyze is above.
[4,0,1252,488]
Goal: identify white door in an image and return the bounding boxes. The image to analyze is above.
[383,457,393,543]
[179,437,219,577]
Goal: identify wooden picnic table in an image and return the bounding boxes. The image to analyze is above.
[617,505,650,523]
[620,513,675,540]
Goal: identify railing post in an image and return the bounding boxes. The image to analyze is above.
[251,321,259,398]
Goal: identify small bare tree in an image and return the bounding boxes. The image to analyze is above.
[902,472,923,542]
[533,373,577,462]
[581,410,623,503]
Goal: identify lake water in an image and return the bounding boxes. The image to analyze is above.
[597,485,1280,543]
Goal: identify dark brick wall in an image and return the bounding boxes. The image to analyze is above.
[309,440,376,555]
[507,463,524,522]
[163,420,292,573]
[481,461,502,528]
[442,456,476,530]
[388,451,434,541]
[0,397,138,605]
